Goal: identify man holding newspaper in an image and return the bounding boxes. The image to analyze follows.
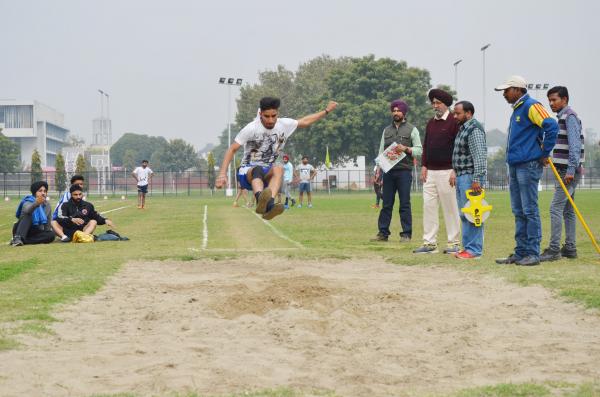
[371,99,422,243]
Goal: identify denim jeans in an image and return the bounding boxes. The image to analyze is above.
[509,161,544,260]
[377,168,412,238]
[455,173,484,256]
[549,169,580,251]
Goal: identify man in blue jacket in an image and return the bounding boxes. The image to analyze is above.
[10,181,56,246]
[494,76,558,266]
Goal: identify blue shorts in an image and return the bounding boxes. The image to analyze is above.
[137,184,148,194]
[299,182,311,193]
[237,165,271,191]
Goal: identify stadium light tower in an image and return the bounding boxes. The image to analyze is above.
[480,43,491,127]
[218,77,243,196]
[453,59,462,96]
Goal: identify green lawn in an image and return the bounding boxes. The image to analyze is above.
[1,190,599,397]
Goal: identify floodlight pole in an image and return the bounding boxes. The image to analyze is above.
[218,77,243,196]
[481,44,491,127]
[453,59,462,96]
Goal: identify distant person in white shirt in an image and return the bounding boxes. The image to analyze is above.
[295,156,316,208]
[132,160,153,209]
[215,96,337,220]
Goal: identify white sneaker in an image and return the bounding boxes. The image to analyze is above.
[297,204,302,208]
[308,204,313,208]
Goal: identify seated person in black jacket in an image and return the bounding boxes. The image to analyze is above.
[10,181,56,247]
[56,184,116,238]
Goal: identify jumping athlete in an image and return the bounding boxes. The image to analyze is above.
[215,96,337,220]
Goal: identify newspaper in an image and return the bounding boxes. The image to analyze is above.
[375,142,406,173]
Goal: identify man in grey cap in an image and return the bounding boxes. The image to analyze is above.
[494,75,558,266]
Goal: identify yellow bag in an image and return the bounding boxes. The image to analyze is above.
[72,230,95,243]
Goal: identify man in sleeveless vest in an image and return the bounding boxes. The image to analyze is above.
[371,100,422,242]
[494,76,558,266]
[540,86,584,261]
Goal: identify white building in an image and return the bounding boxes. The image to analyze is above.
[0,99,69,168]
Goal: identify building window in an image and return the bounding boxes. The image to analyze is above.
[0,105,33,128]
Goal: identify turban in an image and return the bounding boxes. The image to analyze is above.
[428,89,453,107]
[283,154,289,160]
[30,181,48,195]
[390,100,409,115]
[70,184,83,193]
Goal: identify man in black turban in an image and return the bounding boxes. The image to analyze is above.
[10,181,56,246]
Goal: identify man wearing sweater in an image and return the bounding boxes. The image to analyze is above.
[494,76,558,266]
[414,89,461,254]
[540,86,584,261]
[372,99,422,242]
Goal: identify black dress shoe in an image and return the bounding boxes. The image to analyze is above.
[560,245,578,259]
[516,255,540,266]
[495,254,519,265]
[540,248,561,262]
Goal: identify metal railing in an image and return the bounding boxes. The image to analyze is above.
[2,167,600,197]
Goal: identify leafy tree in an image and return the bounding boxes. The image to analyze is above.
[122,149,137,171]
[0,133,20,172]
[55,153,67,193]
[31,149,43,183]
[75,154,86,175]
[110,133,168,166]
[152,139,200,172]
[207,151,216,190]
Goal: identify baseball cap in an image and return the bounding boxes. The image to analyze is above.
[494,75,527,91]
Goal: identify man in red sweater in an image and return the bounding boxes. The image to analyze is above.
[414,89,461,254]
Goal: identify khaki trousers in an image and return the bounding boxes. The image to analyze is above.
[422,169,461,245]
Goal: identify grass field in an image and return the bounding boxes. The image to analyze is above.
[0,190,599,397]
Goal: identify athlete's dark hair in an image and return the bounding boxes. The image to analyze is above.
[142,159,148,163]
[259,97,281,111]
[302,155,309,160]
[547,86,569,102]
[70,174,84,184]
[455,101,475,115]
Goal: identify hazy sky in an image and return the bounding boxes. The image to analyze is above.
[1,0,598,151]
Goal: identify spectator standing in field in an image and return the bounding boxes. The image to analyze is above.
[414,89,461,254]
[132,160,153,209]
[451,101,487,259]
[494,76,558,266]
[540,86,584,262]
[10,181,55,246]
[51,174,85,242]
[215,97,337,220]
[280,154,296,209]
[296,156,316,208]
[371,165,383,209]
[372,99,422,242]
[57,184,116,238]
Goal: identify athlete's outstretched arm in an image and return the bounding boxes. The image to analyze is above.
[297,101,338,129]
[215,142,241,189]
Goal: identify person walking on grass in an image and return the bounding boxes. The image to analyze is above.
[540,86,584,262]
[494,76,558,267]
[371,165,383,209]
[279,154,296,209]
[216,97,337,220]
[451,101,487,260]
[372,99,422,242]
[132,160,153,209]
[414,89,461,254]
[296,156,316,208]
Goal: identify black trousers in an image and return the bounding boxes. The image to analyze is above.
[13,213,56,245]
[377,168,413,238]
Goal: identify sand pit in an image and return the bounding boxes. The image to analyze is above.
[1,257,600,396]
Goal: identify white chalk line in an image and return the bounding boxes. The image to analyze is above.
[202,204,208,250]
[244,207,304,249]
[189,247,299,253]
[100,206,131,215]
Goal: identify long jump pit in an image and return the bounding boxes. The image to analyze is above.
[1,257,600,396]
